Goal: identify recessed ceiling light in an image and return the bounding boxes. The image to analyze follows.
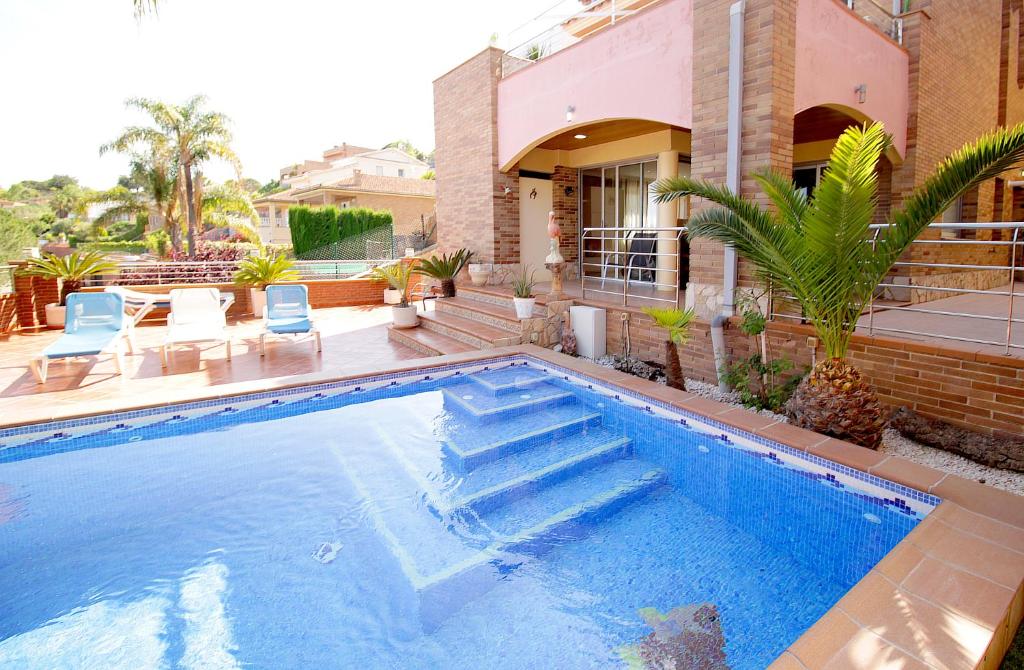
[574,133,588,140]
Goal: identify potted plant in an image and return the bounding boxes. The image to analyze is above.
[414,248,473,298]
[233,253,300,317]
[22,251,117,328]
[468,262,492,286]
[641,307,696,391]
[511,265,536,319]
[371,262,418,328]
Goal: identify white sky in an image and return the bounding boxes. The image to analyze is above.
[0,0,557,189]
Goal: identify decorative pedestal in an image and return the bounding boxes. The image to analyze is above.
[545,261,567,300]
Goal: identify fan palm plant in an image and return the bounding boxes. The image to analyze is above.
[371,262,416,308]
[642,307,696,391]
[654,121,1024,448]
[233,254,299,290]
[23,252,118,306]
[413,248,474,297]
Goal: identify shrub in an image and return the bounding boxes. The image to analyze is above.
[81,240,148,254]
[144,230,171,257]
[288,205,393,257]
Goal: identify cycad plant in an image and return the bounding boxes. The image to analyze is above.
[642,307,696,391]
[654,122,1024,448]
[371,262,416,307]
[23,252,118,306]
[233,253,299,290]
[414,248,473,297]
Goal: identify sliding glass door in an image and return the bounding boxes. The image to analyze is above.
[580,160,659,281]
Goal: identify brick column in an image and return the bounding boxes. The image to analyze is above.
[433,47,521,266]
[551,166,579,264]
[689,0,797,318]
[13,266,58,330]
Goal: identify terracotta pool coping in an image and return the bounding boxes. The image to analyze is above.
[2,344,1022,669]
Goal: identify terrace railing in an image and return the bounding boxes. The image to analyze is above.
[844,0,904,44]
[80,259,395,287]
[502,0,657,76]
[768,222,1024,355]
[580,226,687,306]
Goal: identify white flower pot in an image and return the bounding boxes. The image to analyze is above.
[468,263,491,286]
[45,303,66,329]
[249,288,266,318]
[391,304,419,328]
[513,297,536,319]
[383,288,402,305]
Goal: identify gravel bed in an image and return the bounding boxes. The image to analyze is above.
[682,377,1024,496]
[592,355,1024,495]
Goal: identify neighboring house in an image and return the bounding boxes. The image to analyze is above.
[254,144,436,246]
[433,0,1024,303]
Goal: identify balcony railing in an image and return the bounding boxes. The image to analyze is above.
[580,226,687,306]
[769,222,1024,355]
[79,259,394,287]
[845,0,904,44]
[502,0,657,76]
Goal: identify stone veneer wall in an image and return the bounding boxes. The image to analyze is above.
[597,304,1023,437]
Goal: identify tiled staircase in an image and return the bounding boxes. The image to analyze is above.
[332,366,667,629]
[387,286,538,356]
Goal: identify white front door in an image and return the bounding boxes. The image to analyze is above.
[519,177,554,281]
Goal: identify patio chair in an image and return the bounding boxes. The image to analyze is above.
[161,288,232,368]
[32,292,132,383]
[601,232,657,284]
[260,284,321,356]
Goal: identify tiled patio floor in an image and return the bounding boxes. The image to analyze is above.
[0,305,420,424]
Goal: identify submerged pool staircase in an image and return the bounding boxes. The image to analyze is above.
[336,365,667,630]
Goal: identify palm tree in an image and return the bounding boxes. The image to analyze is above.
[654,122,1024,448]
[94,150,183,251]
[200,181,261,246]
[133,0,158,18]
[642,307,696,391]
[103,96,241,258]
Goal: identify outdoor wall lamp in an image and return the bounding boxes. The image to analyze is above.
[566,105,575,123]
[855,84,867,104]
[564,186,575,197]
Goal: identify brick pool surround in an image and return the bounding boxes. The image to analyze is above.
[1,344,1021,669]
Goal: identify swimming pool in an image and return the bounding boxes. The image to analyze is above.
[0,355,937,669]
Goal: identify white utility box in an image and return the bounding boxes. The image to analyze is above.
[569,306,607,359]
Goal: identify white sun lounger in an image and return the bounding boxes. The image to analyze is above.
[104,286,234,325]
[161,288,233,368]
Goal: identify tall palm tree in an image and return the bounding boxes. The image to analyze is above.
[103,96,241,258]
[133,0,158,18]
[654,122,1024,448]
[200,181,262,246]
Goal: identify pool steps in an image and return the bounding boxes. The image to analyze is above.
[341,366,667,630]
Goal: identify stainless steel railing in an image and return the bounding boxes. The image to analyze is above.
[769,222,1023,355]
[580,226,687,306]
[79,259,395,287]
[845,0,904,45]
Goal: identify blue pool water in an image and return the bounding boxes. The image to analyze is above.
[0,358,933,669]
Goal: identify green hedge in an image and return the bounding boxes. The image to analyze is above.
[289,206,392,258]
[81,241,149,254]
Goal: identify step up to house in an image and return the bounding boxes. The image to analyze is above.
[387,324,477,356]
[417,310,521,349]
[434,294,534,330]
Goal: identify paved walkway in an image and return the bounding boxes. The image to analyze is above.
[0,305,420,424]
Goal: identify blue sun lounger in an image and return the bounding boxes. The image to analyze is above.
[32,292,133,383]
[260,284,321,356]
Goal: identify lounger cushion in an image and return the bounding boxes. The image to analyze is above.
[43,330,119,358]
[267,316,313,334]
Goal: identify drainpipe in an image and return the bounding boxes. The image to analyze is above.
[711,0,745,390]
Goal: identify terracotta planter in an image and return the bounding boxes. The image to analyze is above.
[391,304,419,328]
[513,297,535,319]
[250,288,266,318]
[45,303,66,329]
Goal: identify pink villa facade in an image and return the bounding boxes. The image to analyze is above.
[430,0,1024,438]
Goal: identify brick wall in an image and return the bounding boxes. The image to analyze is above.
[597,304,1023,437]
[0,293,17,335]
[552,166,580,263]
[433,47,521,264]
[13,271,58,330]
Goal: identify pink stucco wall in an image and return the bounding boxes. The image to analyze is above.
[496,0,693,170]
[794,0,909,157]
